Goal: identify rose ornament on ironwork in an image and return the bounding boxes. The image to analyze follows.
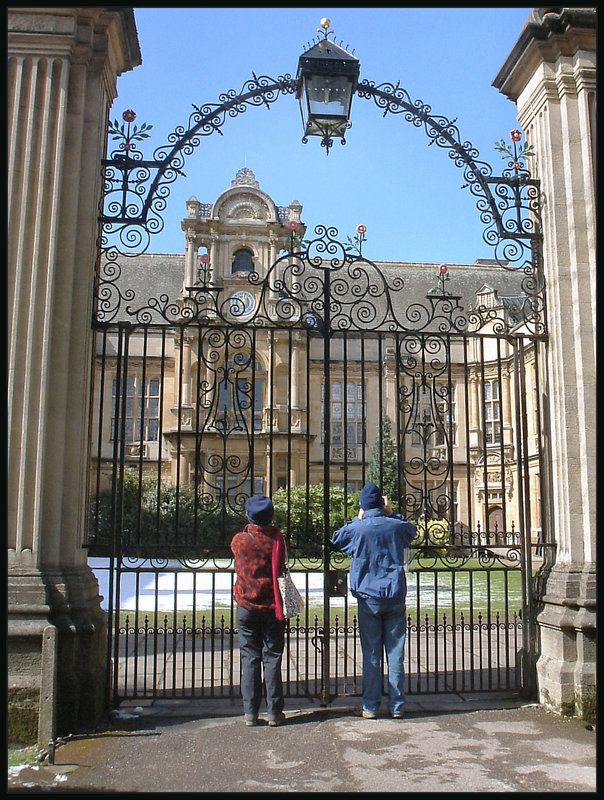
[494,129,535,175]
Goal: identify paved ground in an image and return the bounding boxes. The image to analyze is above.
[7,692,597,794]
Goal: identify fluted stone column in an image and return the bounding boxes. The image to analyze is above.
[7,7,141,745]
[493,7,596,717]
[183,228,198,290]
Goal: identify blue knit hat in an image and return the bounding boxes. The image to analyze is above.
[359,481,383,510]
[245,495,274,526]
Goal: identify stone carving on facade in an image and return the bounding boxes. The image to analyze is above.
[474,452,513,499]
[171,405,193,429]
[220,194,270,222]
[231,167,260,188]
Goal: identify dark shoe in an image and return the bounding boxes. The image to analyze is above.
[244,714,259,726]
[353,707,378,719]
[390,711,405,719]
[268,712,286,727]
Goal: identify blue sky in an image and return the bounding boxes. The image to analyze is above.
[111,7,533,263]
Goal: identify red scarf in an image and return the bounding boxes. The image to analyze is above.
[271,531,286,622]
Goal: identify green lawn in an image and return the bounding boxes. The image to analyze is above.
[7,746,39,774]
[115,563,525,630]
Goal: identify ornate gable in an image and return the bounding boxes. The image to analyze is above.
[212,168,278,224]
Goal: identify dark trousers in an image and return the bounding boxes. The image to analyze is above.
[236,605,286,718]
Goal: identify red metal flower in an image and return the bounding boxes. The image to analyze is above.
[356,224,367,234]
[122,109,136,123]
[510,129,522,142]
[200,254,211,264]
[439,263,448,275]
[288,221,299,231]
[513,162,522,170]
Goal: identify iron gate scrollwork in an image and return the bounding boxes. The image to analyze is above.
[89,72,551,708]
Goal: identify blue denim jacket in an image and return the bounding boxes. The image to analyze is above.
[331,509,416,604]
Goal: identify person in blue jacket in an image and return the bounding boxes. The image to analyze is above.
[332,481,416,719]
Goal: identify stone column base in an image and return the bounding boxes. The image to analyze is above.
[8,566,108,747]
[536,563,596,719]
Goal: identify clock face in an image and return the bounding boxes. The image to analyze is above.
[230,290,256,317]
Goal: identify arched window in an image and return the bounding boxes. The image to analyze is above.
[217,361,264,430]
[232,248,254,274]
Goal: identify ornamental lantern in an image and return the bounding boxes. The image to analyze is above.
[296,18,360,153]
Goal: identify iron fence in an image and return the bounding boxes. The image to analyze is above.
[92,559,530,702]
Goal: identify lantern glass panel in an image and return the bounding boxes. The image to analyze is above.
[306,75,351,118]
[300,74,354,139]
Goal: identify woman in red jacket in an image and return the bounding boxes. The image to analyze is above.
[231,495,286,726]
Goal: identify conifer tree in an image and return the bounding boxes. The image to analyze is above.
[366,415,399,502]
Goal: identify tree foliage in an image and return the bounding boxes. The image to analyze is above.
[89,468,450,558]
[366,415,399,504]
[272,484,361,554]
[88,468,242,555]
[89,471,365,556]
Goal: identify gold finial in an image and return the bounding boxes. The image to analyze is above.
[318,18,333,38]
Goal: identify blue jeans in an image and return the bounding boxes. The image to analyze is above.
[357,598,407,715]
[236,606,285,719]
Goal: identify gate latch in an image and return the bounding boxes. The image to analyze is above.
[327,570,348,597]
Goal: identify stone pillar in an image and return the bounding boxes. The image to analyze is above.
[501,366,513,446]
[468,374,480,449]
[291,342,299,409]
[268,231,279,303]
[493,7,596,718]
[184,228,198,290]
[7,7,141,745]
[172,330,194,431]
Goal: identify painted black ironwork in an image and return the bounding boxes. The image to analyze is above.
[89,313,551,703]
[92,558,529,702]
[101,75,296,254]
[97,223,540,340]
[96,77,545,336]
[355,81,545,337]
[91,72,551,709]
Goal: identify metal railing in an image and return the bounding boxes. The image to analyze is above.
[94,561,525,703]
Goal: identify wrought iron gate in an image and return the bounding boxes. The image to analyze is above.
[89,227,550,706]
[88,72,551,708]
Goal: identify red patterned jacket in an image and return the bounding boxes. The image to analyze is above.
[231,524,286,620]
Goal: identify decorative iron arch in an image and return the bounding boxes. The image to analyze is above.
[97,71,545,337]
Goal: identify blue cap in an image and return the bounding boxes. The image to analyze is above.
[245,495,274,526]
[359,481,383,510]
